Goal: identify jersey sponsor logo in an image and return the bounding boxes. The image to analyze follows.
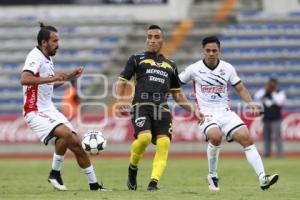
[24,85,38,114]
[201,85,225,93]
[135,116,146,127]
[149,76,165,83]
[146,68,168,77]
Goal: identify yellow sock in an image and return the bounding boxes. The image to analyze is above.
[151,137,170,181]
[130,132,152,166]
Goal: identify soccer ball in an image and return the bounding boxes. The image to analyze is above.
[81,131,107,155]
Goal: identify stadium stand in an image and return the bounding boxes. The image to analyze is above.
[170,0,300,112]
[0,0,299,114]
[219,12,300,111]
[0,16,133,114]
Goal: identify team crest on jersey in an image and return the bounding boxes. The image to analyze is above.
[219,69,225,76]
[139,59,156,66]
[159,62,172,70]
[139,59,172,70]
[135,116,146,127]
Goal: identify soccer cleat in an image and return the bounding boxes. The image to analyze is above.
[48,170,67,191]
[147,179,159,192]
[207,174,220,192]
[260,174,279,190]
[90,182,112,191]
[127,165,138,190]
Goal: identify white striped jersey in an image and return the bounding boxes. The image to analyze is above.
[22,47,56,115]
[179,59,241,112]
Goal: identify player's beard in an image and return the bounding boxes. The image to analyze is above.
[48,46,58,56]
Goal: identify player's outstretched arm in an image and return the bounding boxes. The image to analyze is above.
[171,90,204,123]
[54,67,84,88]
[234,82,260,117]
[20,71,67,85]
[66,67,84,81]
[114,78,131,116]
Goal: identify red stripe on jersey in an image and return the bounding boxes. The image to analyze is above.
[24,73,39,115]
[193,80,200,107]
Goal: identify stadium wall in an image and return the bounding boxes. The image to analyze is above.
[1,113,300,143]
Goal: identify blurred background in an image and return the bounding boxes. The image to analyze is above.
[0,0,299,157]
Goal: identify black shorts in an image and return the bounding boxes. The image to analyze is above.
[131,104,172,144]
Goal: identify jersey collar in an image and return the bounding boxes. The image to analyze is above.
[202,59,220,71]
[145,51,163,58]
[36,46,51,61]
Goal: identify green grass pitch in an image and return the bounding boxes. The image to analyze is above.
[0,157,299,200]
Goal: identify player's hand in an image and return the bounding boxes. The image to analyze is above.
[248,102,260,117]
[73,67,84,78]
[194,109,205,124]
[115,101,131,117]
[67,67,84,80]
[53,72,68,81]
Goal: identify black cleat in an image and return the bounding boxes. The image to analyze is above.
[147,179,159,192]
[260,174,279,190]
[127,165,138,190]
[90,182,112,191]
[48,170,67,191]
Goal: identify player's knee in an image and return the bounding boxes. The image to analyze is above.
[62,132,81,148]
[235,132,253,147]
[137,132,152,146]
[241,136,253,147]
[209,134,222,146]
[156,137,170,149]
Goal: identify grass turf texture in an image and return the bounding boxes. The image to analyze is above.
[0,158,299,200]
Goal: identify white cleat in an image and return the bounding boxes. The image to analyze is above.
[48,178,67,191]
[48,170,67,191]
[207,174,220,192]
[260,174,279,190]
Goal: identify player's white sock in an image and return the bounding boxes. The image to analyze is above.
[244,144,266,179]
[82,165,98,183]
[52,153,64,171]
[207,142,220,177]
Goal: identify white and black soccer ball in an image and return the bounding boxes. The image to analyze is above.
[81,131,107,155]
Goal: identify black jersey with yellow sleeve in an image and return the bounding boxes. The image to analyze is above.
[119,51,181,105]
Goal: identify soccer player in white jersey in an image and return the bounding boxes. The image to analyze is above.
[21,23,109,191]
[179,36,278,191]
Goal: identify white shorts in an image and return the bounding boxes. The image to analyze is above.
[24,109,75,145]
[199,110,246,142]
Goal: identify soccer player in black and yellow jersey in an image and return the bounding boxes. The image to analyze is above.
[115,25,204,191]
